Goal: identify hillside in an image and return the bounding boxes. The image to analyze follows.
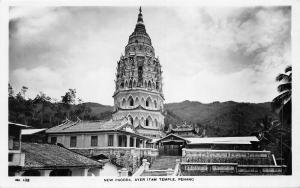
[9,95,277,136]
[85,100,277,137]
[164,100,277,137]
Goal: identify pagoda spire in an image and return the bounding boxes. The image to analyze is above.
[137,6,144,24]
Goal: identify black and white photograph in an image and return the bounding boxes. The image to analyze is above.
[1,0,300,187]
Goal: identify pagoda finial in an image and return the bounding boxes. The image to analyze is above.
[137,6,144,24]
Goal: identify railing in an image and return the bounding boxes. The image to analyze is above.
[133,159,181,176]
[180,162,237,176]
[182,149,273,165]
[180,162,286,175]
[172,159,181,176]
[237,165,286,175]
[74,147,159,157]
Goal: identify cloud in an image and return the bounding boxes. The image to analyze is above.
[9,6,291,104]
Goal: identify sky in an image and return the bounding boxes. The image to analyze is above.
[9,6,291,105]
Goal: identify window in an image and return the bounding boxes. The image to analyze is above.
[108,135,114,146]
[70,136,77,147]
[9,154,13,162]
[129,97,134,106]
[128,115,133,125]
[122,98,126,107]
[50,137,57,144]
[91,136,98,147]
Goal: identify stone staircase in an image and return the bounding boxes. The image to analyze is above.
[150,156,180,170]
[140,156,181,176]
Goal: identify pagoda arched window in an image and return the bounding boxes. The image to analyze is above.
[128,115,133,125]
[128,96,134,106]
[122,98,126,107]
[135,97,139,106]
[129,80,133,88]
[125,81,128,88]
[134,117,139,126]
[133,80,136,87]
[120,82,124,89]
[148,81,151,88]
[146,116,152,127]
[141,98,145,106]
[146,97,152,107]
[154,100,157,108]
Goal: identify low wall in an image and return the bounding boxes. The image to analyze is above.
[180,163,286,176]
[237,165,286,175]
[180,163,237,176]
[182,149,273,165]
[71,147,158,174]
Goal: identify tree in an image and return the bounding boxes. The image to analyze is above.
[21,86,28,99]
[271,65,292,174]
[8,83,14,97]
[33,92,52,125]
[272,65,292,124]
[61,89,77,105]
[253,115,288,148]
[61,89,77,119]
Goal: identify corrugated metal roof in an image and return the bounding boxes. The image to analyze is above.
[21,142,102,169]
[21,129,46,135]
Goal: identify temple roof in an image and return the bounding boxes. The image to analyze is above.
[153,135,259,145]
[46,118,152,139]
[21,142,102,169]
[21,128,46,135]
[46,118,128,133]
[187,136,259,145]
[170,123,195,132]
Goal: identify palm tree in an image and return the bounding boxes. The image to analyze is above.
[272,65,291,123]
[271,65,292,174]
[253,115,289,150]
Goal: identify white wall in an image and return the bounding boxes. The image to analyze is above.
[100,162,119,176]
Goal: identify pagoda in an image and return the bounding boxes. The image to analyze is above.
[112,7,165,138]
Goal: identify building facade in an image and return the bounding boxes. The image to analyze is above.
[112,7,164,138]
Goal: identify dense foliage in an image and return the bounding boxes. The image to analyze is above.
[8,85,111,128]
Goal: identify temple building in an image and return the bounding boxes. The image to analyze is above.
[112,7,164,139]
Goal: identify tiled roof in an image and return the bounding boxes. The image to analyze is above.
[21,143,102,169]
[155,134,259,145]
[46,119,126,133]
[186,136,259,145]
[21,129,46,135]
[9,122,31,128]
